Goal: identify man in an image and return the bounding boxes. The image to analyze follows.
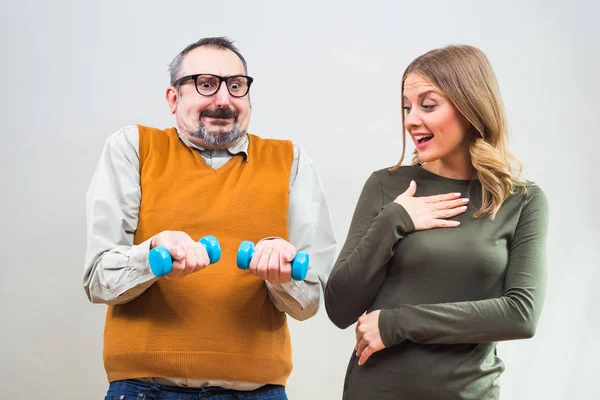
[83,37,336,400]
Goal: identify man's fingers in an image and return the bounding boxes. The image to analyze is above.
[267,249,280,283]
[183,242,197,271]
[254,248,271,280]
[282,249,296,263]
[167,258,186,279]
[165,243,185,261]
[193,242,210,269]
[278,252,292,283]
[249,247,263,272]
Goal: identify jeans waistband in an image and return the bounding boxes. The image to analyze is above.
[107,379,285,399]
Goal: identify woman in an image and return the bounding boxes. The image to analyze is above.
[324,45,549,399]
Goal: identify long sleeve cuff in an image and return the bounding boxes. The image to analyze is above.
[378,202,415,236]
[87,237,158,304]
[127,237,155,281]
[265,279,319,321]
[379,308,407,347]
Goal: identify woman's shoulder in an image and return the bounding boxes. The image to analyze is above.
[511,180,549,213]
[356,165,418,198]
[514,179,546,196]
[371,165,418,182]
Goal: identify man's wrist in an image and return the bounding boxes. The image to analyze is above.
[258,236,283,243]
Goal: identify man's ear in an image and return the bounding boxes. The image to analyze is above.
[166,86,178,114]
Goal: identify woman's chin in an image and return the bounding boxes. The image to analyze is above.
[416,150,438,163]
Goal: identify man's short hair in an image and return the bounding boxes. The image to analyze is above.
[168,37,248,85]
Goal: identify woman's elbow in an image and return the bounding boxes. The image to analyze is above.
[324,296,356,329]
[326,309,355,329]
[509,294,541,339]
[516,319,538,339]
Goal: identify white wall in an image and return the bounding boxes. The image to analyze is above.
[1,0,598,398]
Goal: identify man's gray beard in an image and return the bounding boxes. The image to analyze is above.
[191,121,245,147]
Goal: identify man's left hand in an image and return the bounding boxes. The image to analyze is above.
[249,238,296,284]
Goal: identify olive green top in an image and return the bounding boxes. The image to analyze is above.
[325,165,549,400]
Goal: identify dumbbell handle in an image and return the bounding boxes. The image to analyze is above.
[236,241,309,281]
[149,235,221,277]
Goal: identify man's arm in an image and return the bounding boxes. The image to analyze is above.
[83,125,158,305]
[265,145,337,321]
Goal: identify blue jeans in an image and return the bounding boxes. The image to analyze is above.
[104,380,288,400]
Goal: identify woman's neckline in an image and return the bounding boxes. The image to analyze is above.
[414,164,477,184]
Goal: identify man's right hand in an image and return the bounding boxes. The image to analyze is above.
[150,230,211,279]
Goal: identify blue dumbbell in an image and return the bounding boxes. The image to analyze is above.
[236,241,309,281]
[149,235,221,277]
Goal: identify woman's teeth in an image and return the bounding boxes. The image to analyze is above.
[416,134,433,143]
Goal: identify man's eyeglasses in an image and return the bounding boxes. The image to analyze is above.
[173,74,254,98]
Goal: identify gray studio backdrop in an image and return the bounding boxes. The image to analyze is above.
[1,1,598,399]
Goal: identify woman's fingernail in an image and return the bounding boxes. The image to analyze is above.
[462,198,470,203]
[410,180,415,186]
[461,206,467,210]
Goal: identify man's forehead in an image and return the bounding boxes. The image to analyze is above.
[181,46,245,75]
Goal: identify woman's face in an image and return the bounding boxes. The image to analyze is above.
[402,72,471,164]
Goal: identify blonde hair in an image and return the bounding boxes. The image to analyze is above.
[390,44,526,218]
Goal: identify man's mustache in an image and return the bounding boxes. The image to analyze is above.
[200,108,238,119]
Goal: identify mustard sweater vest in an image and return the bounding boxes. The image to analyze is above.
[102,125,294,385]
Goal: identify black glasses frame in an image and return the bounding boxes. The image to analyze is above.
[173,74,254,98]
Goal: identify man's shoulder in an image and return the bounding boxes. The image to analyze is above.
[103,125,139,150]
[247,133,292,145]
[136,124,177,137]
[247,133,295,154]
[106,124,174,142]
